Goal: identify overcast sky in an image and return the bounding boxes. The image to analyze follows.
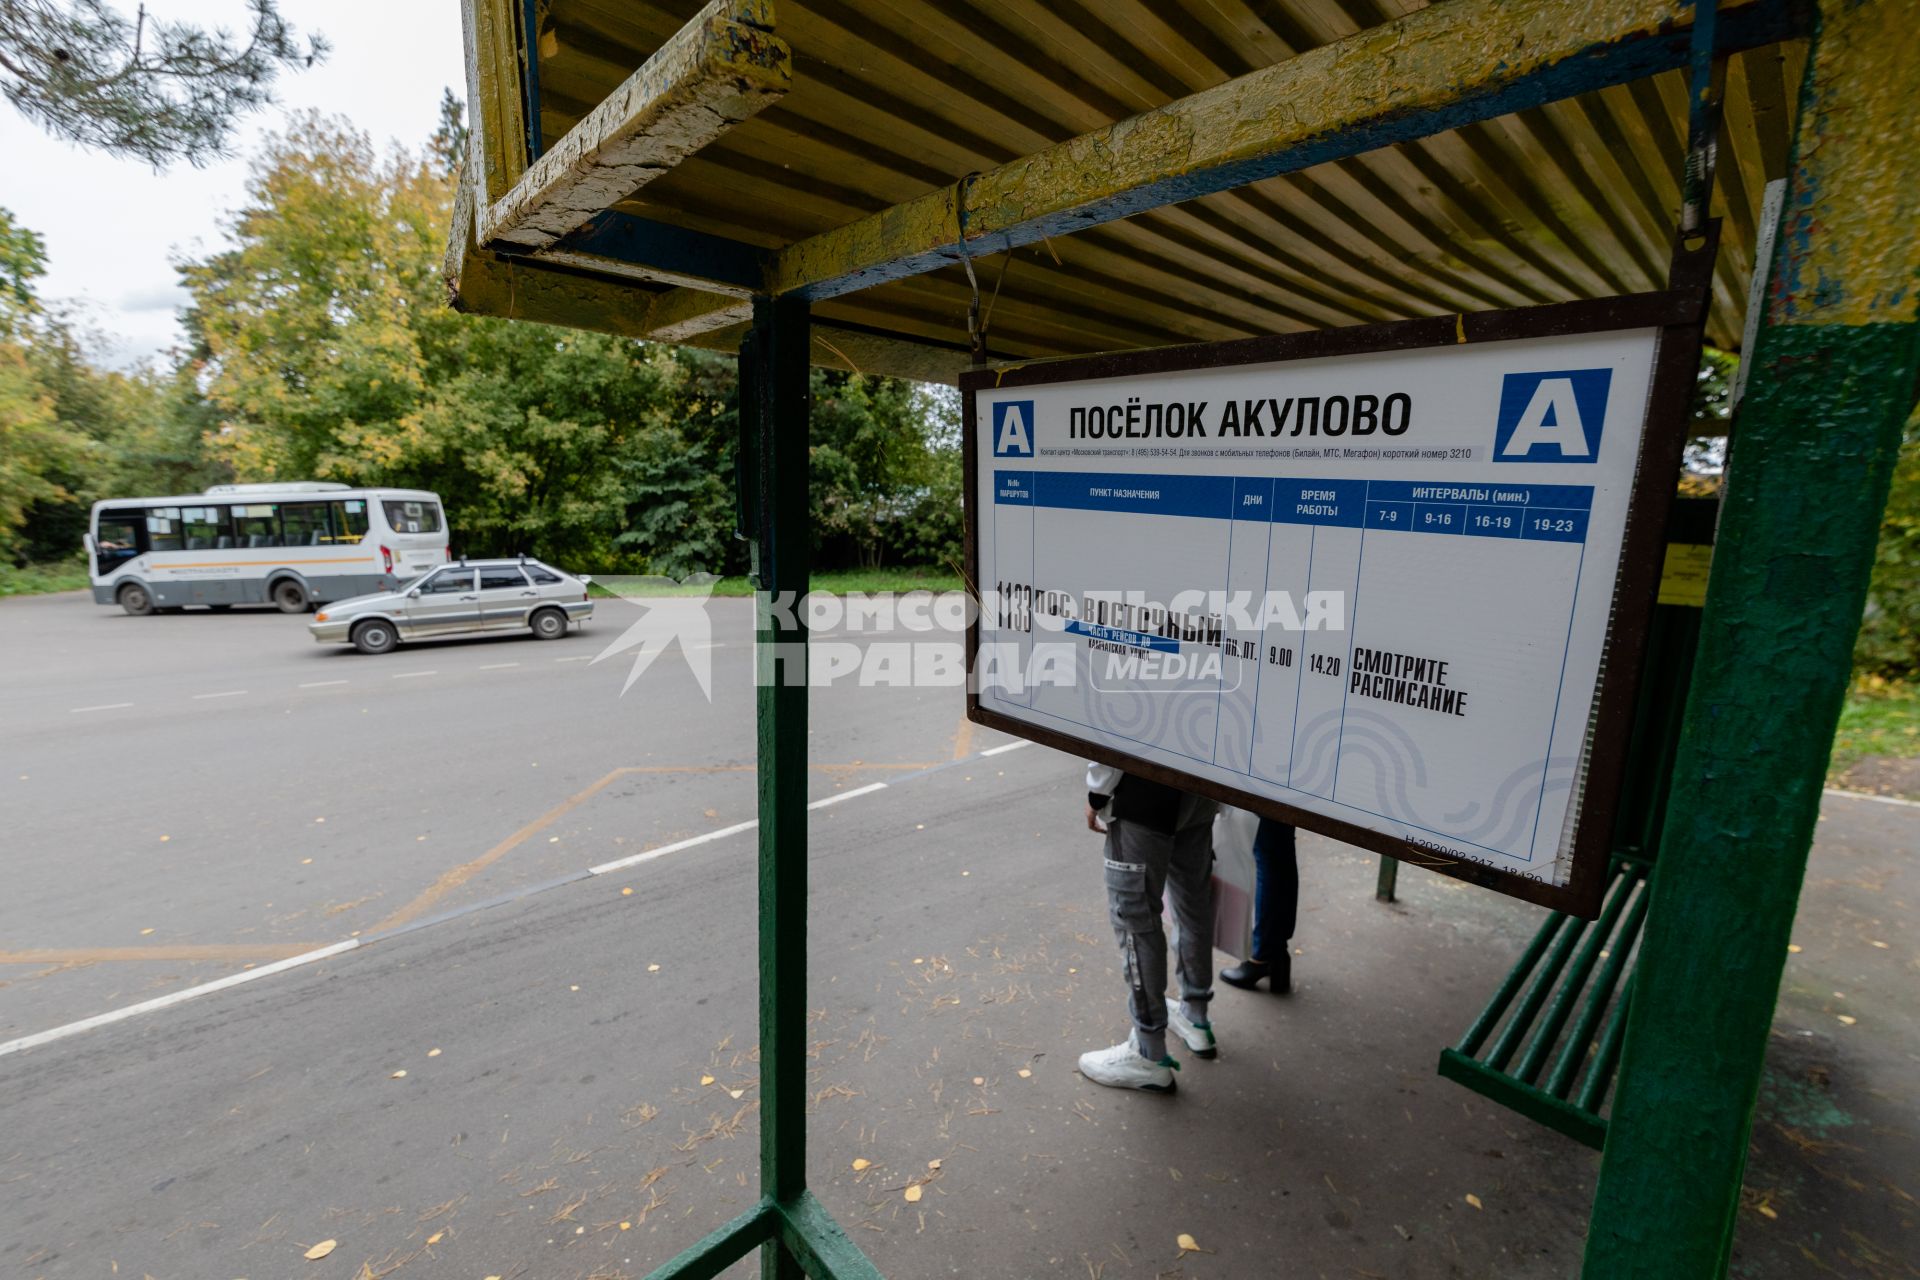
[1,1,467,367]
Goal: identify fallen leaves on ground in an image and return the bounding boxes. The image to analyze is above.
[1465,1194,1484,1210]
[700,1074,715,1086]
[903,1184,923,1203]
[1176,1232,1212,1255]
[389,1070,407,1079]
[303,1239,337,1260]
[852,1158,871,1171]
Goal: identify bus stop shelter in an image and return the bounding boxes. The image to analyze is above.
[444,0,1920,1274]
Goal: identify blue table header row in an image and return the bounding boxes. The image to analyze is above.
[995,471,1593,531]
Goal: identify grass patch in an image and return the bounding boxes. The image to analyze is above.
[0,560,91,598]
[1829,677,1920,776]
[590,565,965,598]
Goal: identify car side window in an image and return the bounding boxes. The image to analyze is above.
[525,566,562,585]
[423,569,474,594]
[479,567,529,590]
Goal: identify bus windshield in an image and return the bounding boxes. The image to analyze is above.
[382,499,443,534]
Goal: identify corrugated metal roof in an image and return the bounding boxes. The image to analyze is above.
[469,0,1804,372]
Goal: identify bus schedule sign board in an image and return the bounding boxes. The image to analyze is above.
[963,282,1709,918]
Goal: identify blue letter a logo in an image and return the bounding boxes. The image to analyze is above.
[992,400,1035,457]
[1493,370,1611,463]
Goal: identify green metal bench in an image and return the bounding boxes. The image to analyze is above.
[1435,515,1710,1149]
[1438,857,1650,1149]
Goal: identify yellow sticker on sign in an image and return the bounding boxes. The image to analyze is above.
[1658,543,1713,608]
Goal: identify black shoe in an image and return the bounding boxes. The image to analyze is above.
[1221,954,1293,994]
[1220,959,1269,990]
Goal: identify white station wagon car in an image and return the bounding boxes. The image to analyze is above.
[310,558,593,654]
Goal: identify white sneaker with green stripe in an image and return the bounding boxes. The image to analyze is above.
[1167,1007,1217,1059]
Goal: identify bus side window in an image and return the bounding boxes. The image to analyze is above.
[331,499,370,544]
[145,507,183,552]
[282,502,332,547]
[232,504,279,548]
[182,505,232,551]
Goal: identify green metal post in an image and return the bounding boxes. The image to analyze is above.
[752,294,813,1280]
[1584,1,1920,1274]
[1374,855,1398,902]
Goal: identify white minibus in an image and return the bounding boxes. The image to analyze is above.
[86,482,451,614]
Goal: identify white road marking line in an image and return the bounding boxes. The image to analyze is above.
[479,662,520,670]
[192,690,248,700]
[299,680,349,689]
[981,740,1031,757]
[7,742,1017,1057]
[391,670,438,679]
[555,655,593,663]
[809,781,889,809]
[70,703,134,714]
[589,819,760,876]
[0,940,359,1060]
[1824,786,1920,811]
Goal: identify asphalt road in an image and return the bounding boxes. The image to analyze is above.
[0,589,984,1044]
[3,589,1914,1280]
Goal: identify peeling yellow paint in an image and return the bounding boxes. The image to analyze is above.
[479,3,791,251]
[1767,0,1920,327]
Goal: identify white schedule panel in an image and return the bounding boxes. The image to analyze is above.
[964,301,1701,916]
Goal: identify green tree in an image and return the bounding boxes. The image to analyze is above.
[0,208,95,562]
[180,114,690,568]
[0,0,325,167]
[1855,406,1920,679]
[0,204,47,337]
[809,372,956,568]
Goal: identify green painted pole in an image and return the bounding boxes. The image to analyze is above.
[1584,1,1920,1274]
[1374,855,1398,902]
[751,294,813,1280]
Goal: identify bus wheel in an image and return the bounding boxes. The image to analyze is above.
[118,583,155,616]
[271,579,309,614]
[530,608,567,640]
[351,619,398,655]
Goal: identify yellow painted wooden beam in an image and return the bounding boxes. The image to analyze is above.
[638,0,1788,337]
[459,0,529,206]
[477,0,790,253]
[1766,0,1920,328]
[446,182,969,383]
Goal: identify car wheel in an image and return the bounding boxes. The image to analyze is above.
[351,619,398,655]
[530,607,568,640]
[271,579,308,614]
[118,583,155,616]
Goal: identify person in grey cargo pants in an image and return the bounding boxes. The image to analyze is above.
[1079,762,1219,1093]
